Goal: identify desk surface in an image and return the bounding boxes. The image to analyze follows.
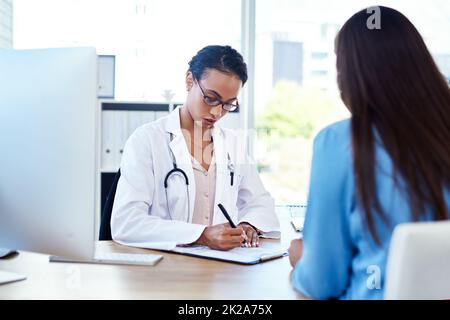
[0,212,305,299]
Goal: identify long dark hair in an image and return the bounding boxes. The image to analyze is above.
[336,6,450,243]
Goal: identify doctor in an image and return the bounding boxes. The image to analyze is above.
[111,45,280,251]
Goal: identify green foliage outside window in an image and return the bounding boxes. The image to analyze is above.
[256,81,337,139]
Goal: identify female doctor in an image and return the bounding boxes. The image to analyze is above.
[111,45,280,251]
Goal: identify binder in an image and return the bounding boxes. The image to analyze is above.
[101,110,116,170]
[127,111,145,138]
[155,111,169,121]
[127,110,156,139]
[115,110,129,168]
[141,110,156,125]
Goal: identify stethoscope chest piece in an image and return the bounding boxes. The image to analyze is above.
[227,153,235,186]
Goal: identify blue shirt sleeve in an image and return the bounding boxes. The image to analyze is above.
[292,122,354,299]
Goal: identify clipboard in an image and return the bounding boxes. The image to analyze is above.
[169,245,287,265]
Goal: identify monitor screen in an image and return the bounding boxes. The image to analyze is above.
[0,47,98,260]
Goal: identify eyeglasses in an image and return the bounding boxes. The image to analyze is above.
[196,80,239,112]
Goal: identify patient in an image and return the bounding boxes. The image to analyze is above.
[288,6,450,299]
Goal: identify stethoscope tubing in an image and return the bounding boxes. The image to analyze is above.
[163,132,235,222]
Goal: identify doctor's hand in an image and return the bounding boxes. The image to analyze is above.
[195,223,246,251]
[288,239,303,268]
[238,222,259,247]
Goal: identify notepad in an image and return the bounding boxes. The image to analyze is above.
[171,245,287,265]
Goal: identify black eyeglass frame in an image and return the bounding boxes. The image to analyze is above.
[196,79,240,112]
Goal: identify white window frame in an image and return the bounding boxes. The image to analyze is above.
[241,0,256,157]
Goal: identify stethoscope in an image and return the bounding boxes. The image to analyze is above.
[164,132,235,222]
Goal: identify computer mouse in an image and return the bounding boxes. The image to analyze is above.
[0,248,19,259]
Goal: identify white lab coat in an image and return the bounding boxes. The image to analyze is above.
[111,107,280,247]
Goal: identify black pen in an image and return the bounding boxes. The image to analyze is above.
[217,203,248,245]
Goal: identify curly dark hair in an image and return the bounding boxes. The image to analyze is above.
[188,45,248,85]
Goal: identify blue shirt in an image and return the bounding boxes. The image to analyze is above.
[292,119,450,299]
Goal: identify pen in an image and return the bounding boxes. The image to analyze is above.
[217,203,248,245]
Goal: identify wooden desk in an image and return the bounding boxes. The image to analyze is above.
[0,212,304,299]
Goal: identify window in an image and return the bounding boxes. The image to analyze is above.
[13,0,241,102]
[0,0,13,48]
[311,52,328,60]
[272,40,303,85]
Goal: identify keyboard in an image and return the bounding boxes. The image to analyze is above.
[276,204,306,233]
[94,252,163,266]
[50,252,163,266]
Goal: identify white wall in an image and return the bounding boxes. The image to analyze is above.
[0,0,13,48]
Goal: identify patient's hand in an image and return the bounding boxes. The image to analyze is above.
[288,239,303,267]
[195,223,246,251]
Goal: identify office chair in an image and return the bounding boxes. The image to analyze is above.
[384,220,450,299]
[99,169,121,240]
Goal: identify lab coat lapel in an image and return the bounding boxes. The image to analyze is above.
[165,107,195,223]
[212,126,228,224]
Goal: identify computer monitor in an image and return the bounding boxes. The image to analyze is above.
[0,47,99,260]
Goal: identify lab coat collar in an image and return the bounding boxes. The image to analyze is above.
[165,105,183,136]
[165,106,225,157]
[165,105,223,138]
